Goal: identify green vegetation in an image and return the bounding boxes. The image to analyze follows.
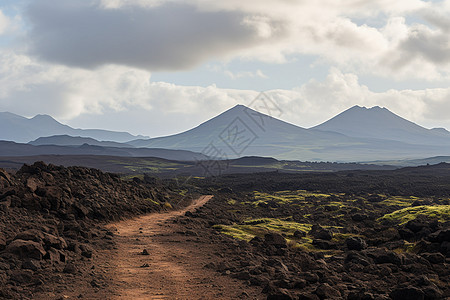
[144,198,160,206]
[110,158,186,174]
[379,195,420,207]
[243,190,334,207]
[379,205,450,224]
[214,217,345,252]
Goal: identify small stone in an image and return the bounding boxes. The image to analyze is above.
[142,249,150,255]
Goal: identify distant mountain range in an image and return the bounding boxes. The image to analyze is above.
[2,105,450,163]
[127,105,450,161]
[30,135,133,148]
[0,141,206,161]
[0,112,148,143]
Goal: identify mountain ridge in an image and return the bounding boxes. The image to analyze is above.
[0,112,148,143]
[127,104,450,161]
[313,105,450,145]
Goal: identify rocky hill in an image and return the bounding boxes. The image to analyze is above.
[0,162,183,299]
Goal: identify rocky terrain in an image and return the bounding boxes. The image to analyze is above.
[174,167,450,299]
[0,162,184,299]
[0,161,449,299]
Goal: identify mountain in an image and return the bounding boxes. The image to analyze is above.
[0,141,207,161]
[30,135,133,148]
[127,104,358,159]
[128,105,450,162]
[312,105,450,145]
[0,112,148,143]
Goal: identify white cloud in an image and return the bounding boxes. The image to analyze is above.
[21,0,450,80]
[0,50,154,120]
[0,10,10,34]
[2,49,450,136]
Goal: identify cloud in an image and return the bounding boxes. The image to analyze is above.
[0,10,10,34]
[24,0,286,71]
[2,48,450,136]
[18,0,450,80]
[0,50,154,119]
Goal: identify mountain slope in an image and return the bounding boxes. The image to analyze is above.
[313,105,450,145]
[128,105,450,161]
[0,112,148,143]
[30,135,133,148]
[0,141,207,161]
[128,105,359,159]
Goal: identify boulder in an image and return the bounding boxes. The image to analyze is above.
[390,286,424,300]
[293,230,306,238]
[42,233,67,250]
[14,230,44,243]
[0,232,6,250]
[6,239,46,260]
[346,237,367,251]
[315,283,341,299]
[310,225,333,241]
[22,259,40,271]
[267,288,295,300]
[428,229,450,243]
[421,253,445,264]
[351,213,368,222]
[264,233,287,249]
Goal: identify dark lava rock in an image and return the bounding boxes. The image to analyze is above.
[0,232,6,250]
[347,291,375,300]
[6,239,46,260]
[423,286,443,300]
[22,259,40,271]
[63,262,78,274]
[267,288,295,300]
[346,237,367,251]
[351,213,368,222]
[264,233,287,249]
[312,239,337,250]
[311,228,333,241]
[390,286,424,300]
[399,228,415,240]
[421,252,445,264]
[298,293,320,300]
[365,249,403,265]
[293,230,306,238]
[315,283,340,299]
[142,249,150,255]
[428,229,450,243]
[406,220,428,233]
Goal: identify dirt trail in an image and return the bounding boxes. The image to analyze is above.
[91,195,263,299]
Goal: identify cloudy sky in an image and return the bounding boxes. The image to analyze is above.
[1,0,450,137]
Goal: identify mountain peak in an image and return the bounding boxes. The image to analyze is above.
[348,105,387,111]
[313,105,450,145]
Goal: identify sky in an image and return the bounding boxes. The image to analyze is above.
[1,0,450,137]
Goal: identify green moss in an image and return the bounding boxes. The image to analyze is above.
[380,196,420,207]
[144,198,160,206]
[227,199,237,205]
[379,205,450,224]
[214,217,344,254]
[244,190,333,207]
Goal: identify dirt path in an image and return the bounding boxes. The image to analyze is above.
[90,195,263,299]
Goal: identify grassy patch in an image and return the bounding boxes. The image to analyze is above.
[379,205,450,224]
[379,196,420,207]
[213,218,343,252]
[244,190,333,207]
